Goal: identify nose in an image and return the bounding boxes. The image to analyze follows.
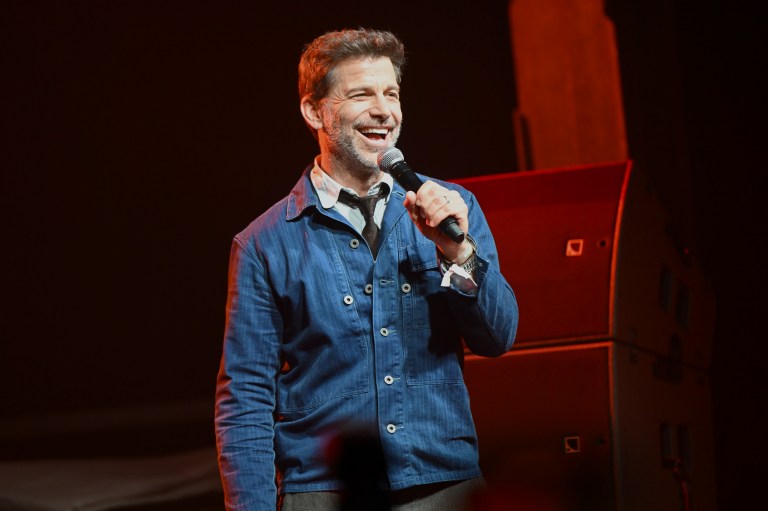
[368,93,394,119]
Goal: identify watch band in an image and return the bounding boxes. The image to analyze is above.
[440,235,478,274]
[458,251,478,274]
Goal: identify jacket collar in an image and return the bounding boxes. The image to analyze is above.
[285,165,319,221]
[285,165,405,222]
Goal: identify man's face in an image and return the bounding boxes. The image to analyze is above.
[317,57,402,173]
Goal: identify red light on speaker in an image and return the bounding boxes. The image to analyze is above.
[565,239,584,257]
[564,436,581,454]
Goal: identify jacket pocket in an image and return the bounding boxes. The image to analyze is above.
[403,241,443,330]
[402,242,463,385]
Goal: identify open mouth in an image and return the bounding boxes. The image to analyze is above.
[359,127,390,142]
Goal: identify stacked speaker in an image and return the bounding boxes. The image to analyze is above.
[456,162,716,510]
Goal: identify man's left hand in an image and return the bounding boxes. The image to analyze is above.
[403,181,473,263]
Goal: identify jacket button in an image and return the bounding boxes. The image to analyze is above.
[349,239,360,249]
[386,424,397,434]
[343,295,354,305]
[379,328,389,337]
[384,375,394,385]
[401,283,412,294]
[364,284,373,295]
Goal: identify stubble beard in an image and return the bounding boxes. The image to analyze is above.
[323,113,401,179]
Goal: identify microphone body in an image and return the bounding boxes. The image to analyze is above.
[378,148,465,243]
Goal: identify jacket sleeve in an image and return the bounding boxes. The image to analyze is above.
[215,236,282,511]
[447,190,519,357]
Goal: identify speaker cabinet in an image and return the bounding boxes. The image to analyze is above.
[457,163,717,509]
[464,343,717,511]
[455,162,714,369]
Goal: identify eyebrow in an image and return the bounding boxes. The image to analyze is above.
[345,84,401,95]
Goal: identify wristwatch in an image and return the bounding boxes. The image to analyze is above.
[440,235,478,274]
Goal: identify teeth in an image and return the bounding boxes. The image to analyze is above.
[360,128,389,135]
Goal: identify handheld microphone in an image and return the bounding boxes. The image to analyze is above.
[377,148,465,243]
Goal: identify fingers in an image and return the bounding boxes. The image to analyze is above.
[403,181,469,250]
[414,182,466,229]
[403,181,470,244]
[404,191,422,223]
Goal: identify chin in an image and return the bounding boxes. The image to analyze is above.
[353,149,383,170]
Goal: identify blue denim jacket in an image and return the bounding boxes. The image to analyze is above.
[215,166,518,510]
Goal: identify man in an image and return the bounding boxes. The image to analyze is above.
[215,28,518,511]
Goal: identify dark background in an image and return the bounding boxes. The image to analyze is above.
[2,1,764,508]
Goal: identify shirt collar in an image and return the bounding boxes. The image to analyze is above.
[310,157,394,209]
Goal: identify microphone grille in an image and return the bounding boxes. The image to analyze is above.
[377,147,404,172]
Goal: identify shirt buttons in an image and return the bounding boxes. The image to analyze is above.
[401,283,412,294]
[343,295,354,305]
[386,424,397,434]
[379,327,389,337]
[384,375,394,385]
[349,239,360,249]
[364,284,373,295]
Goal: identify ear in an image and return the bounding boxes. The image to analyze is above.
[300,96,324,131]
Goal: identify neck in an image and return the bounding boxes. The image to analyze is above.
[319,153,382,196]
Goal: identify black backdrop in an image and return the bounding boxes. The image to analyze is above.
[2,0,517,414]
[2,1,764,508]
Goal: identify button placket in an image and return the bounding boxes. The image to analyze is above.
[373,271,400,441]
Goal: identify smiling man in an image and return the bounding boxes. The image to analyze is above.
[215,29,518,511]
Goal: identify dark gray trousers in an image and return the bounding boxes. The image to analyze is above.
[281,477,485,511]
